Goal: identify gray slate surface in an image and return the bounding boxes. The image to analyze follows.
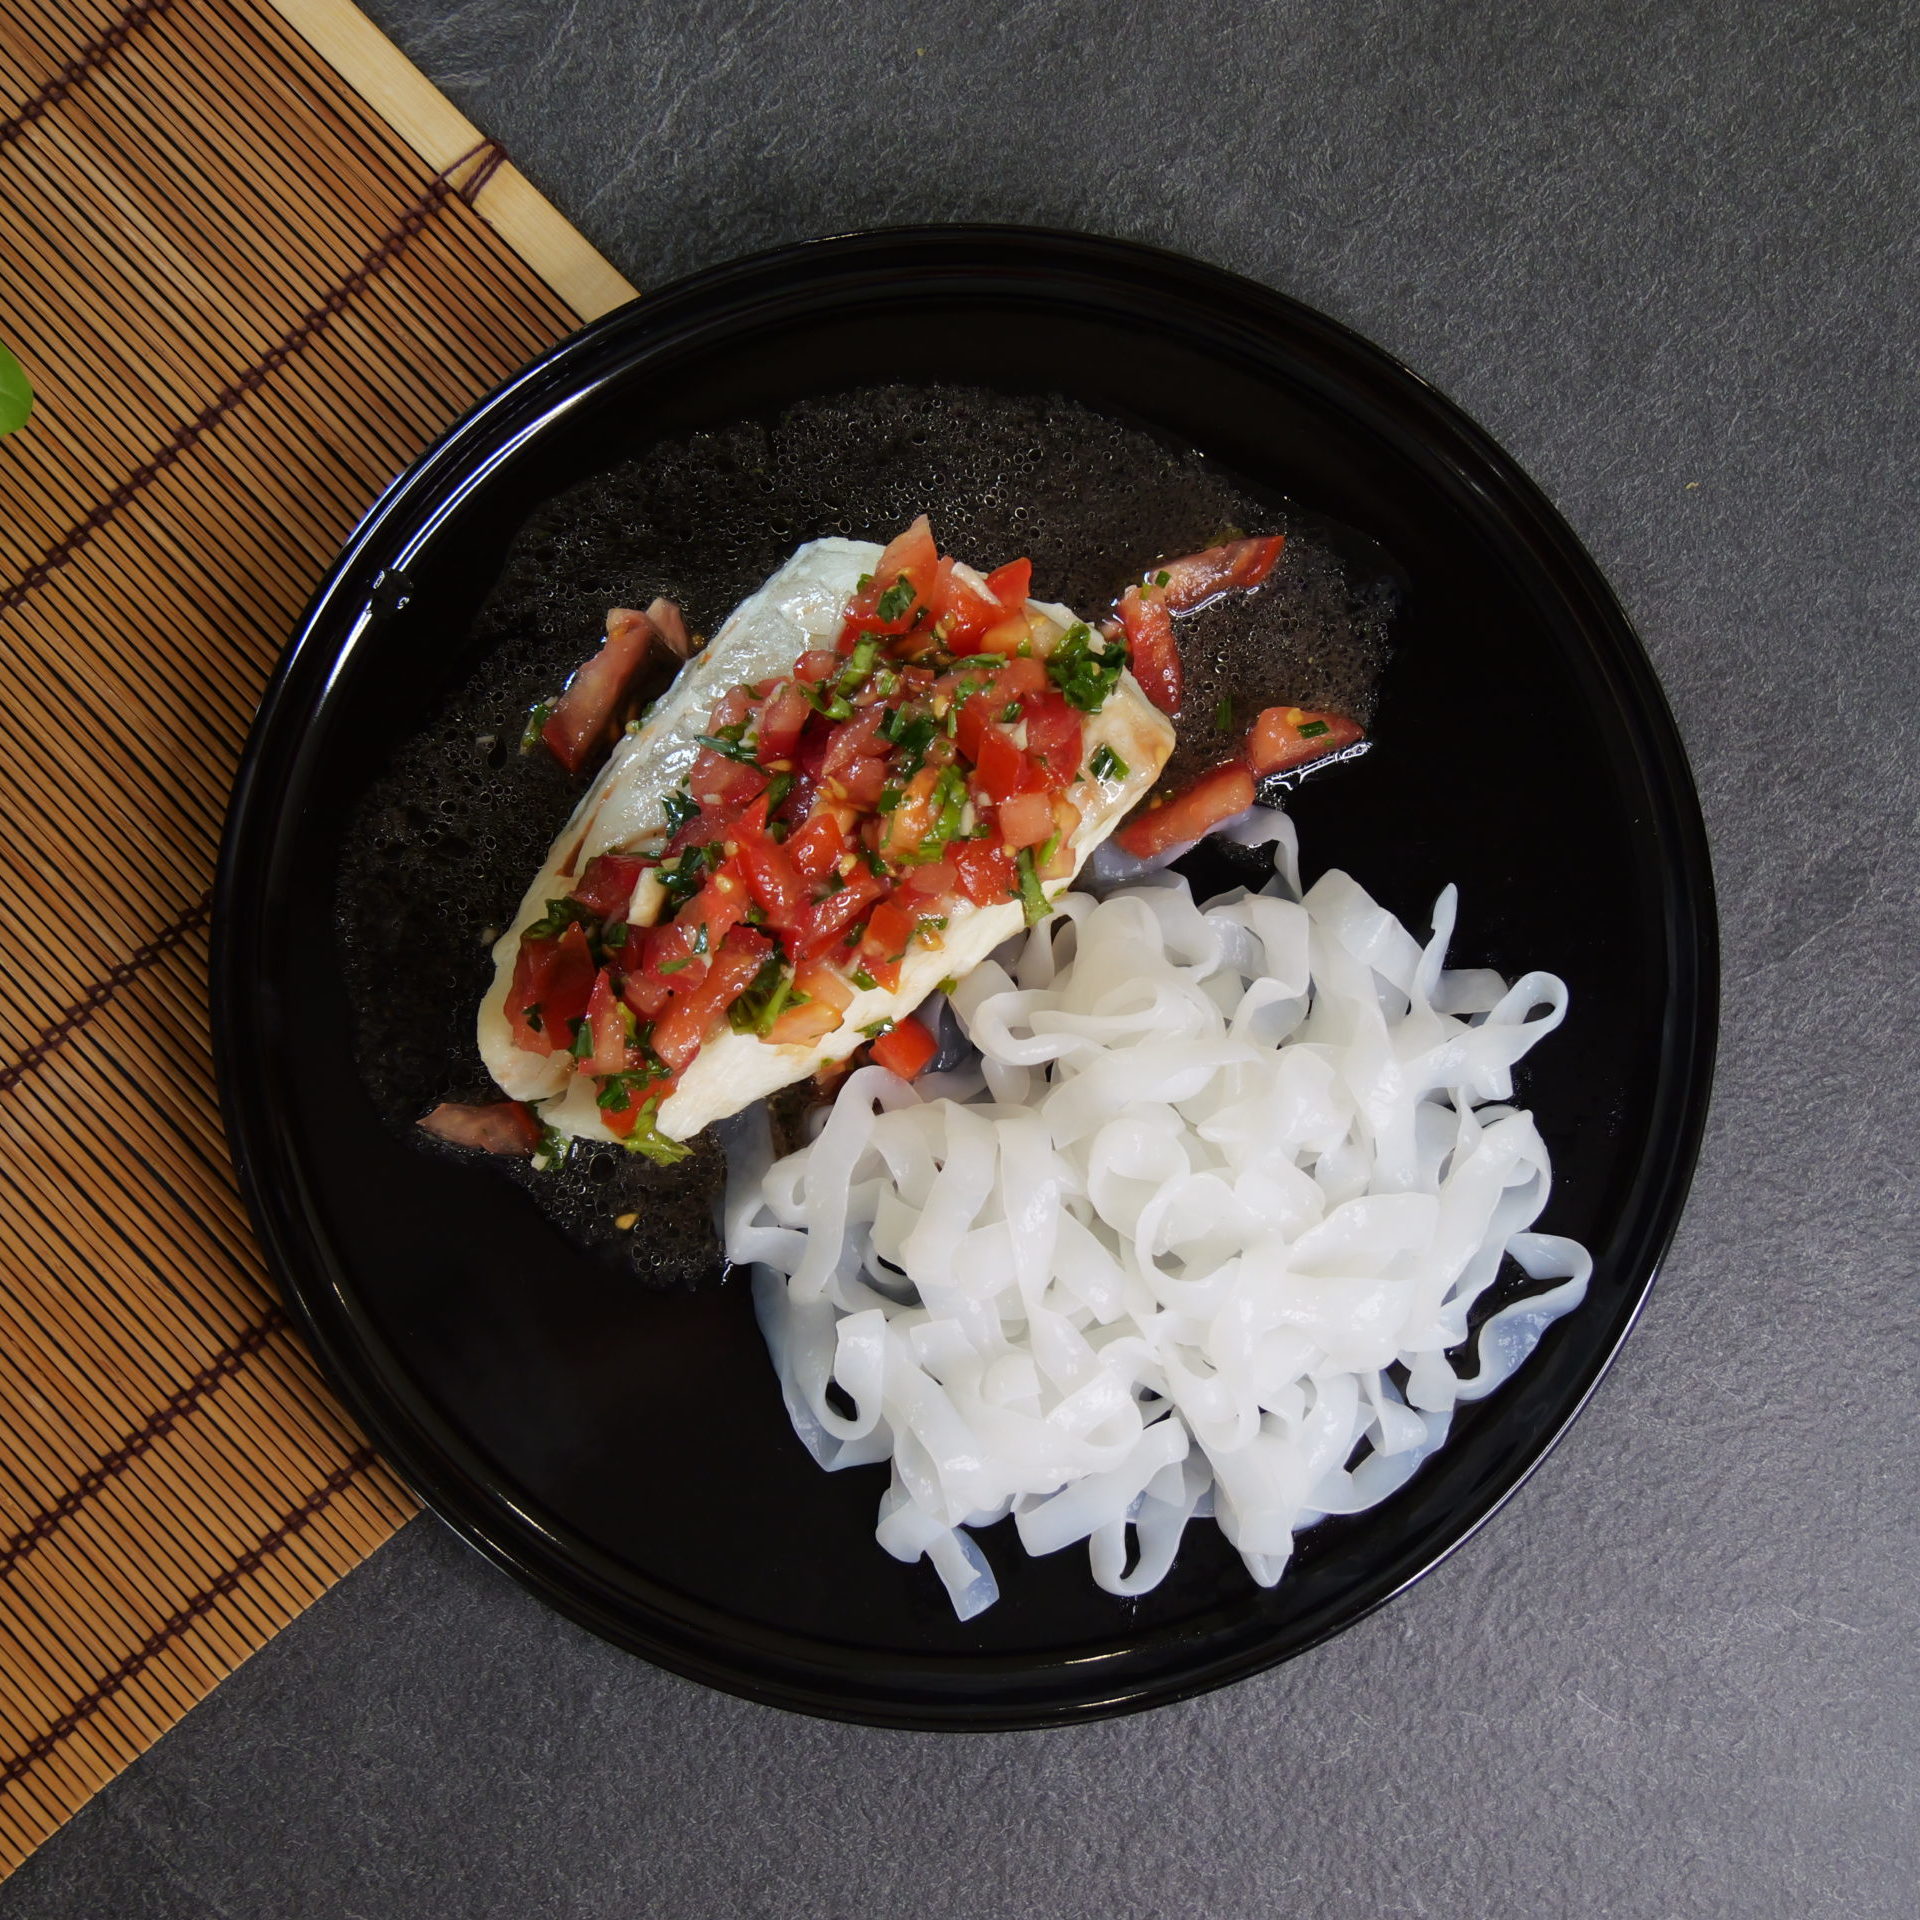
[7,0,1917,1913]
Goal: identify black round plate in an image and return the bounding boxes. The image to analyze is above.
[213,227,1717,1729]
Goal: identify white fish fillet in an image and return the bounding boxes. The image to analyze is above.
[479,538,1174,1142]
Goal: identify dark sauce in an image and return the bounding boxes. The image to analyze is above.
[335,385,1397,1283]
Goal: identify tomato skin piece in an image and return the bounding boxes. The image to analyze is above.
[872,1015,938,1081]
[1158,534,1286,611]
[880,765,942,863]
[1116,763,1258,858]
[800,867,887,960]
[997,655,1048,702]
[857,899,916,991]
[569,853,648,920]
[620,971,671,1020]
[997,789,1055,850]
[689,748,767,813]
[1245,706,1365,776]
[842,516,939,639]
[418,1100,541,1154]
[1116,586,1181,713]
[973,727,1037,803]
[793,649,841,685]
[767,961,855,1046]
[508,923,596,1053]
[652,927,775,1072]
[737,823,808,932]
[583,967,635,1074]
[953,836,1017,906]
[785,811,846,884]
[755,682,813,764]
[1021,690,1084,791]
[540,608,658,775]
[983,557,1032,609]
[927,556,1001,653]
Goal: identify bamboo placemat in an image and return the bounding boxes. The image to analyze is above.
[0,0,635,1874]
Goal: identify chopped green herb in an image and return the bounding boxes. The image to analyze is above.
[695,729,760,764]
[523,897,597,940]
[569,1018,593,1059]
[856,572,875,592]
[913,915,948,943]
[764,771,794,812]
[530,1122,572,1173]
[1014,847,1052,927]
[876,785,904,814]
[1215,695,1234,731]
[937,975,959,996]
[1088,743,1128,781]
[860,844,887,878]
[859,1019,895,1039]
[519,700,554,754]
[851,966,878,991]
[1036,829,1063,869]
[999,701,1022,723]
[836,633,883,699]
[728,956,810,1035]
[661,789,700,832]
[595,1064,665,1113]
[602,919,629,949]
[1046,622,1128,713]
[822,870,847,895]
[889,711,937,761]
[1297,718,1331,739]
[875,574,917,622]
[801,680,855,720]
[620,1096,693,1166]
[1154,570,1171,588]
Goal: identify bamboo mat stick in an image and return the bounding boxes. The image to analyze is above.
[0,0,632,1875]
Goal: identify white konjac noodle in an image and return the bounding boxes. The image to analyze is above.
[724,816,1592,1619]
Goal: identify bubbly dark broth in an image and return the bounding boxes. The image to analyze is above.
[336,385,1397,1280]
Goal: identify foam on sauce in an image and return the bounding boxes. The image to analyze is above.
[336,385,1396,1284]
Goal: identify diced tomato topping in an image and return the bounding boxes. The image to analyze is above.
[997,655,1048,702]
[652,927,775,1071]
[1021,690,1083,790]
[507,923,596,1053]
[620,971,672,1020]
[858,899,917,991]
[872,1015,938,1081]
[784,810,845,883]
[820,706,890,787]
[1246,706,1365,776]
[689,747,767,813]
[879,765,942,863]
[983,557,1031,609]
[767,960,855,1046]
[540,608,659,775]
[896,858,956,903]
[643,597,692,658]
[794,649,841,684]
[843,515,939,638]
[953,836,1017,906]
[1116,588,1181,714]
[569,853,648,920]
[927,556,1003,652]
[801,866,888,960]
[418,1100,541,1154]
[736,822,809,932]
[973,726,1037,803]
[997,789,1055,850]
[755,682,813,764]
[1157,534,1286,611]
[975,609,1040,656]
[1116,762,1257,859]
[583,967,635,1074]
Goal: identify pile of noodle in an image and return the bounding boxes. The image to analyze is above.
[724,819,1591,1618]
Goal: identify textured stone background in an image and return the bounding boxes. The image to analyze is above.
[6,1,1916,1913]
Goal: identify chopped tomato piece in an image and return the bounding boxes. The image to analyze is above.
[1021,690,1083,790]
[983,557,1031,608]
[1115,588,1181,713]
[896,858,956,903]
[820,706,890,786]
[767,960,855,1046]
[927,556,1002,652]
[1158,534,1286,611]
[872,1016,938,1081]
[755,682,813,763]
[583,967,635,1074]
[793,648,841,684]
[997,655,1048,702]
[880,765,942,863]
[858,899,916,991]
[997,789,1055,850]
[569,853,648,920]
[801,867,888,960]
[1116,762,1257,859]
[1246,706,1365,776]
[737,823,808,932]
[953,836,1017,906]
[652,927,775,1071]
[417,1100,541,1154]
[689,747,767,813]
[785,810,846,883]
[644,597,693,658]
[507,923,596,1053]
[973,727,1037,803]
[975,608,1048,656]
[844,515,939,637]
[540,608,659,775]
[620,971,671,1020]
[834,754,891,808]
